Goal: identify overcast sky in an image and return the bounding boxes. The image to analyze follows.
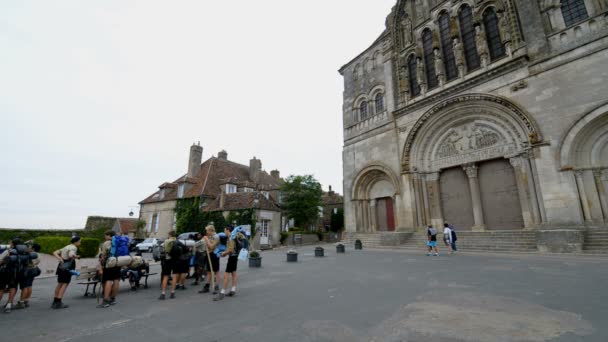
[0,0,395,229]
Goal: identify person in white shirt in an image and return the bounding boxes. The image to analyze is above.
[443,223,454,254]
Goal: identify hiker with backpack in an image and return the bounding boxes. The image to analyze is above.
[426,225,440,256]
[443,223,454,254]
[215,225,247,301]
[159,231,180,299]
[0,238,23,313]
[97,231,128,308]
[15,242,42,310]
[173,238,191,291]
[199,225,220,295]
[192,232,205,286]
[51,236,81,309]
[448,223,458,252]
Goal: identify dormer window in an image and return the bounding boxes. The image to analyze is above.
[159,189,166,199]
[178,184,185,198]
[262,191,270,199]
[244,187,254,193]
[226,184,237,194]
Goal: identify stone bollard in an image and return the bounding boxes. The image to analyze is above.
[336,244,345,254]
[315,247,324,257]
[286,251,298,262]
[355,239,363,250]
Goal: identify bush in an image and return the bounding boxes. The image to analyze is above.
[280,232,289,245]
[35,236,101,258]
[288,227,303,232]
[249,251,260,258]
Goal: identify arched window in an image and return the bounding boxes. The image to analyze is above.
[483,8,506,60]
[561,0,589,27]
[459,5,481,71]
[422,29,438,89]
[439,13,458,81]
[408,55,421,97]
[359,101,368,120]
[375,93,385,113]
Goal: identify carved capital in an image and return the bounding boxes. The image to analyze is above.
[509,157,524,170]
[462,163,478,178]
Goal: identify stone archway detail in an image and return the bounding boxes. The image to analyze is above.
[352,163,401,232]
[402,93,542,173]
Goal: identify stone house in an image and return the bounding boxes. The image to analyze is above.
[139,144,283,245]
[111,218,139,237]
[339,0,608,251]
[318,186,344,231]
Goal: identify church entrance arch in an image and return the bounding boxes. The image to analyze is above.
[403,94,543,230]
[352,164,401,232]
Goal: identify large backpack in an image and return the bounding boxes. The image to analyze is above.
[111,236,130,257]
[170,240,189,261]
[234,235,249,255]
[152,244,164,262]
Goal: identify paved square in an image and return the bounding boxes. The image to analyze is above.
[1,246,607,342]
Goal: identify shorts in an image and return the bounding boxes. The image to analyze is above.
[18,274,35,290]
[102,267,121,282]
[427,241,437,247]
[194,254,205,267]
[56,264,73,284]
[204,253,220,273]
[0,270,17,290]
[161,259,174,277]
[225,255,238,273]
[173,259,189,274]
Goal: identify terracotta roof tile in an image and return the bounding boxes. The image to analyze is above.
[203,192,280,212]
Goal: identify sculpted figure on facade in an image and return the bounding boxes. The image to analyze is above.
[398,65,410,105]
[475,24,490,68]
[497,11,513,56]
[401,15,414,47]
[453,37,466,78]
[433,48,446,87]
[416,56,427,95]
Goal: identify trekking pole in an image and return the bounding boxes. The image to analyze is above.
[205,247,215,296]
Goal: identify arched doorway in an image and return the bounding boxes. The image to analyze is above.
[403,94,543,230]
[560,103,608,224]
[352,164,401,232]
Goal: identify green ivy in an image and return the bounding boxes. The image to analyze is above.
[175,197,226,234]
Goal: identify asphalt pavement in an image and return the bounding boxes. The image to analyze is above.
[1,245,607,342]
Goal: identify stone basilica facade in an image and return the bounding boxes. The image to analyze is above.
[339,0,608,249]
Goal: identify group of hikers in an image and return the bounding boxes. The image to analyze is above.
[0,223,248,313]
[426,222,458,256]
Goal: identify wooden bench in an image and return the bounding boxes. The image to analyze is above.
[76,267,100,297]
[141,272,158,289]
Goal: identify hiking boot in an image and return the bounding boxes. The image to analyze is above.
[212,285,219,295]
[52,302,69,310]
[24,301,30,308]
[109,298,117,305]
[3,304,12,313]
[14,301,26,310]
[97,300,110,309]
[170,292,175,299]
[158,294,166,300]
[199,284,210,294]
[426,253,431,256]
[227,291,236,297]
[434,253,439,256]
[213,293,224,301]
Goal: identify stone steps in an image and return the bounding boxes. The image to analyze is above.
[583,231,608,252]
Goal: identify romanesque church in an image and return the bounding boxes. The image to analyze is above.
[340,0,608,251]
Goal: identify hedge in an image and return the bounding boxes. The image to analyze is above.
[0,227,108,245]
[35,236,101,258]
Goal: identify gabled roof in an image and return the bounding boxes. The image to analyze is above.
[140,157,282,205]
[114,218,138,235]
[322,191,344,206]
[203,192,280,212]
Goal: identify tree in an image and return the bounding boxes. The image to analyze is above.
[280,175,323,228]
[135,219,147,239]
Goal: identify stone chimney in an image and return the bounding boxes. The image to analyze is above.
[218,150,228,160]
[249,157,262,181]
[271,170,280,180]
[188,142,203,178]
[328,185,334,195]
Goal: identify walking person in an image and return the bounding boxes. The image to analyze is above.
[426,225,440,256]
[52,236,81,309]
[159,231,178,300]
[15,243,42,309]
[215,226,245,301]
[0,238,21,313]
[448,223,458,252]
[443,223,454,254]
[199,225,220,295]
[97,231,123,308]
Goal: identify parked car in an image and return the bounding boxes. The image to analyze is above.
[178,232,198,240]
[129,238,145,252]
[136,238,163,252]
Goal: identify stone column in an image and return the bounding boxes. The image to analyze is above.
[355,200,364,232]
[370,199,378,232]
[463,163,485,231]
[574,170,592,223]
[510,156,535,228]
[426,172,444,228]
[413,174,425,228]
[522,153,542,225]
[593,169,608,222]
[420,175,432,225]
